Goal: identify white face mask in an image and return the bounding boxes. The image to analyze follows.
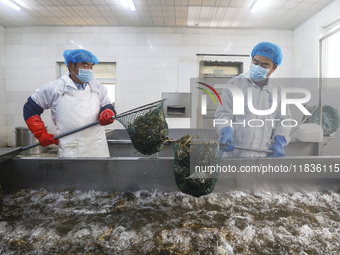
[249,64,270,82]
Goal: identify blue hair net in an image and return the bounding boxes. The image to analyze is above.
[251,42,282,66]
[63,49,99,65]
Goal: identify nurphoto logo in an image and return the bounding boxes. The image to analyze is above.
[197,81,311,128]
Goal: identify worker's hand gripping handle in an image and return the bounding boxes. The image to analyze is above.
[25,115,59,147]
[99,109,115,126]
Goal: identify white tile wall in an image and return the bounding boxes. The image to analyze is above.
[293,0,340,155]
[3,26,293,146]
[293,0,340,78]
[0,25,6,147]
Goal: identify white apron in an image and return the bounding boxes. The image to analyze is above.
[55,82,110,157]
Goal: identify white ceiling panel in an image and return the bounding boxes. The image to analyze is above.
[52,0,67,4]
[175,0,189,5]
[189,0,203,5]
[202,0,217,5]
[35,0,54,5]
[243,0,253,7]
[0,0,336,29]
[283,1,300,8]
[60,0,79,5]
[80,0,93,4]
[175,6,188,12]
[199,6,215,26]
[147,0,161,5]
[270,0,286,8]
[95,0,108,4]
[162,5,175,11]
[216,0,230,6]
[229,0,245,7]
[187,6,200,26]
[161,0,175,4]
[149,5,162,11]
[308,2,325,10]
[209,7,227,27]
[232,8,250,28]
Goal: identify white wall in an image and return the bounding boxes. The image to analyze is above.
[293,0,340,78]
[0,25,6,147]
[293,0,340,155]
[3,26,293,146]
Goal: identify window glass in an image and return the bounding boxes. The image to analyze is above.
[59,62,116,104]
[60,63,116,79]
[325,22,340,79]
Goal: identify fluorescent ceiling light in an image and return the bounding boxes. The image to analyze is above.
[126,0,136,11]
[119,0,136,11]
[1,0,20,10]
[251,0,270,13]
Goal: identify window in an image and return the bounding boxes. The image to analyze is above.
[324,21,340,79]
[59,62,116,105]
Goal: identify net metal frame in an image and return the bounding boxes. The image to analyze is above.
[115,99,169,155]
[172,136,223,197]
[115,100,165,124]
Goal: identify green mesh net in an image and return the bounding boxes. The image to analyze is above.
[116,100,224,197]
[116,100,169,155]
[172,135,224,197]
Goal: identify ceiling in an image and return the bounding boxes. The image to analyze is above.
[0,0,335,29]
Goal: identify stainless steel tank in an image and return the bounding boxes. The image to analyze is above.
[15,127,46,155]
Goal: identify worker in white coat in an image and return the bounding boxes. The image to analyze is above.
[23,49,116,157]
[215,42,292,157]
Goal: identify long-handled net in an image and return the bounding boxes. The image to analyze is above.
[172,135,223,197]
[115,100,224,196]
[116,99,169,155]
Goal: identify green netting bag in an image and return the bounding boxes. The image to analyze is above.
[116,99,169,155]
[172,135,224,197]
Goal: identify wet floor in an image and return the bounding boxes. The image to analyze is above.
[0,189,339,254]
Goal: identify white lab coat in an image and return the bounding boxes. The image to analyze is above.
[215,72,292,157]
[31,72,112,157]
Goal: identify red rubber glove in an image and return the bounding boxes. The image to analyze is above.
[99,109,115,126]
[25,115,59,147]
